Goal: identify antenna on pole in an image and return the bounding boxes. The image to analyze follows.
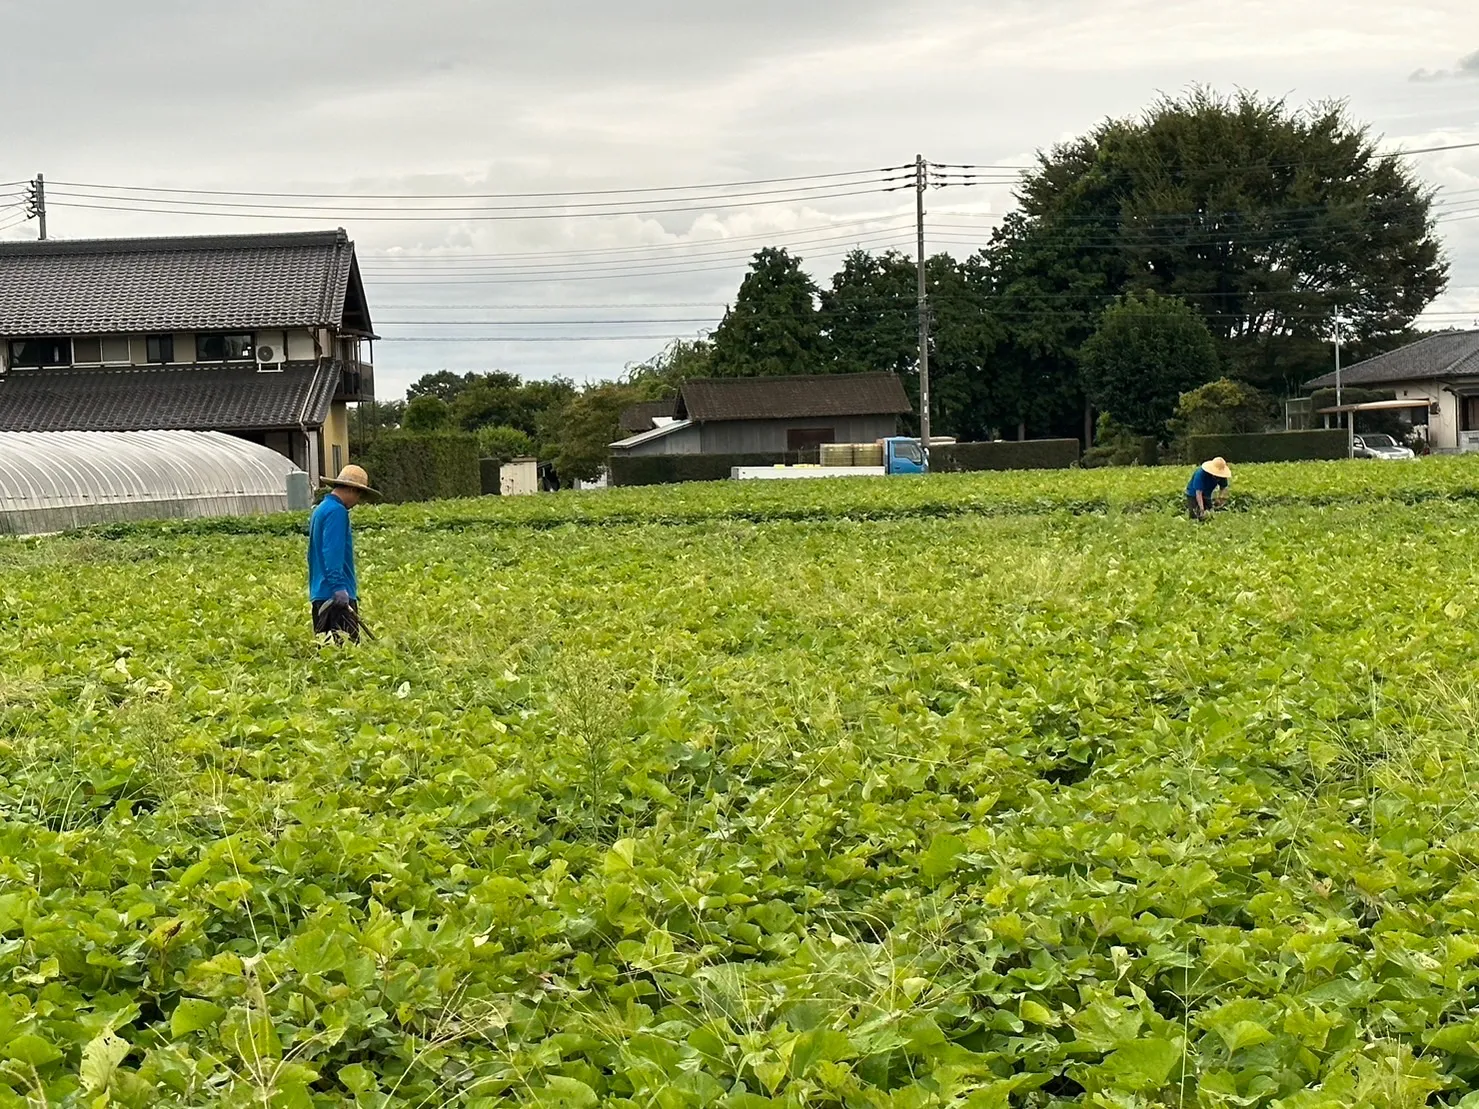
[24,174,46,240]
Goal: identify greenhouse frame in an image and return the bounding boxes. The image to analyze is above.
[0,430,310,536]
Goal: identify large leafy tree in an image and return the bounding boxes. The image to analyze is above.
[1080,291,1220,439]
[406,371,480,404]
[402,395,452,432]
[820,250,918,378]
[553,383,642,482]
[625,338,714,398]
[452,373,575,442]
[992,88,1448,398]
[709,248,825,376]
[818,250,1000,439]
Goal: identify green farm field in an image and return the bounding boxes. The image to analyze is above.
[7,461,1479,1107]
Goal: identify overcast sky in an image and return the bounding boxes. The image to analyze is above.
[2,0,1476,398]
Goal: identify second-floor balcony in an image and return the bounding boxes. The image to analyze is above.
[336,360,374,403]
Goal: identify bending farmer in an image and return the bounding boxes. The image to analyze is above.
[1186,457,1231,521]
[309,465,379,642]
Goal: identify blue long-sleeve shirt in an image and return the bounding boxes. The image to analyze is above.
[1186,467,1228,501]
[308,493,357,603]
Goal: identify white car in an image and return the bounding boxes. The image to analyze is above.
[1353,434,1417,460]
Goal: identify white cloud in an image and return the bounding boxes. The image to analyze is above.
[3,0,1478,393]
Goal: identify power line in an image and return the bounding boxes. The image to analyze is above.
[48,186,893,222]
[376,317,719,325]
[358,229,915,277]
[46,178,899,215]
[358,217,913,264]
[362,237,918,284]
[377,334,703,343]
[46,165,908,202]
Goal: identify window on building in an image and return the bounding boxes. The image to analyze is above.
[146,335,174,364]
[8,338,72,367]
[196,333,254,362]
[69,337,137,366]
[331,444,344,476]
[71,338,103,364]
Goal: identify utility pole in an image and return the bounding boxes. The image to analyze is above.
[914,154,931,460]
[25,174,46,240]
[1334,312,1351,458]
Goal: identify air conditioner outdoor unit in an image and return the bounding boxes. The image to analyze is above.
[255,343,286,372]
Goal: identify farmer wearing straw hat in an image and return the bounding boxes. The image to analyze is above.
[1186,457,1231,522]
[308,465,378,642]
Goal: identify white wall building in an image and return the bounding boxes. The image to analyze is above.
[1305,331,1479,452]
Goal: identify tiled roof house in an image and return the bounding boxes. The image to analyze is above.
[1304,330,1479,453]
[0,229,375,480]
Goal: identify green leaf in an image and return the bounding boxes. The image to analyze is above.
[532,1076,599,1108]
[170,999,226,1039]
[1021,999,1060,1026]
[220,1007,281,1064]
[920,834,965,883]
[80,1031,130,1092]
[1096,1037,1183,1093]
[6,1033,63,1067]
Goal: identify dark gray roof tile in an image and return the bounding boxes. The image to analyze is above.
[618,398,678,433]
[1306,330,1479,389]
[0,230,372,336]
[0,362,341,432]
[677,373,912,422]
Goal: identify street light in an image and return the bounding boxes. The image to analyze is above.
[1334,313,1353,458]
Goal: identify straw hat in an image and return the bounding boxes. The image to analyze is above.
[326,464,380,498]
[1202,457,1232,480]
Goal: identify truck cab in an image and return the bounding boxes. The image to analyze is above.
[884,437,927,475]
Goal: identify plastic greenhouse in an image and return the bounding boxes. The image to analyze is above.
[0,430,310,536]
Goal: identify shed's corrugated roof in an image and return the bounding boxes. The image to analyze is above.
[611,419,694,450]
[0,362,341,432]
[1306,330,1479,389]
[0,230,373,336]
[677,372,912,422]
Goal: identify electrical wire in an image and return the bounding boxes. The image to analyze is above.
[359,217,914,263]
[376,334,704,343]
[358,228,916,276]
[47,186,893,222]
[46,165,910,201]
[46,178,900,215]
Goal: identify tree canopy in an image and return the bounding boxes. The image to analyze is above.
[1080,291,1220,439]
[383,89,1451,464]
[709,248,825,377]
[989,87,1448,396]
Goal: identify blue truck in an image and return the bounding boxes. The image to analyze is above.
[731,437,931,480]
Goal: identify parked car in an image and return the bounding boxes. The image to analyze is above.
[1353,433,1417,460]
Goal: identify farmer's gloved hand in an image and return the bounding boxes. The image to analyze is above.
[332,589,352,608]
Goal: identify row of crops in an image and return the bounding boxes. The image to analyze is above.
[4,461,1479,1105]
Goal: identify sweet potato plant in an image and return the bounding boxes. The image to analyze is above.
[4,462,1479,1106]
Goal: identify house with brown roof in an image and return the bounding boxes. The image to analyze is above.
[1304,330,1479,452]
[0,229,375,480]
[612,372,913,457]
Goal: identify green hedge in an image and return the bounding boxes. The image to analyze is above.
[1187,430,1348,464]
[362,432,481,503]
[610,452,803,487]
[932,439,1082,472]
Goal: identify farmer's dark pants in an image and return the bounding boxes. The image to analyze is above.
[1187,495,1207,520]
[313,598,360,643]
